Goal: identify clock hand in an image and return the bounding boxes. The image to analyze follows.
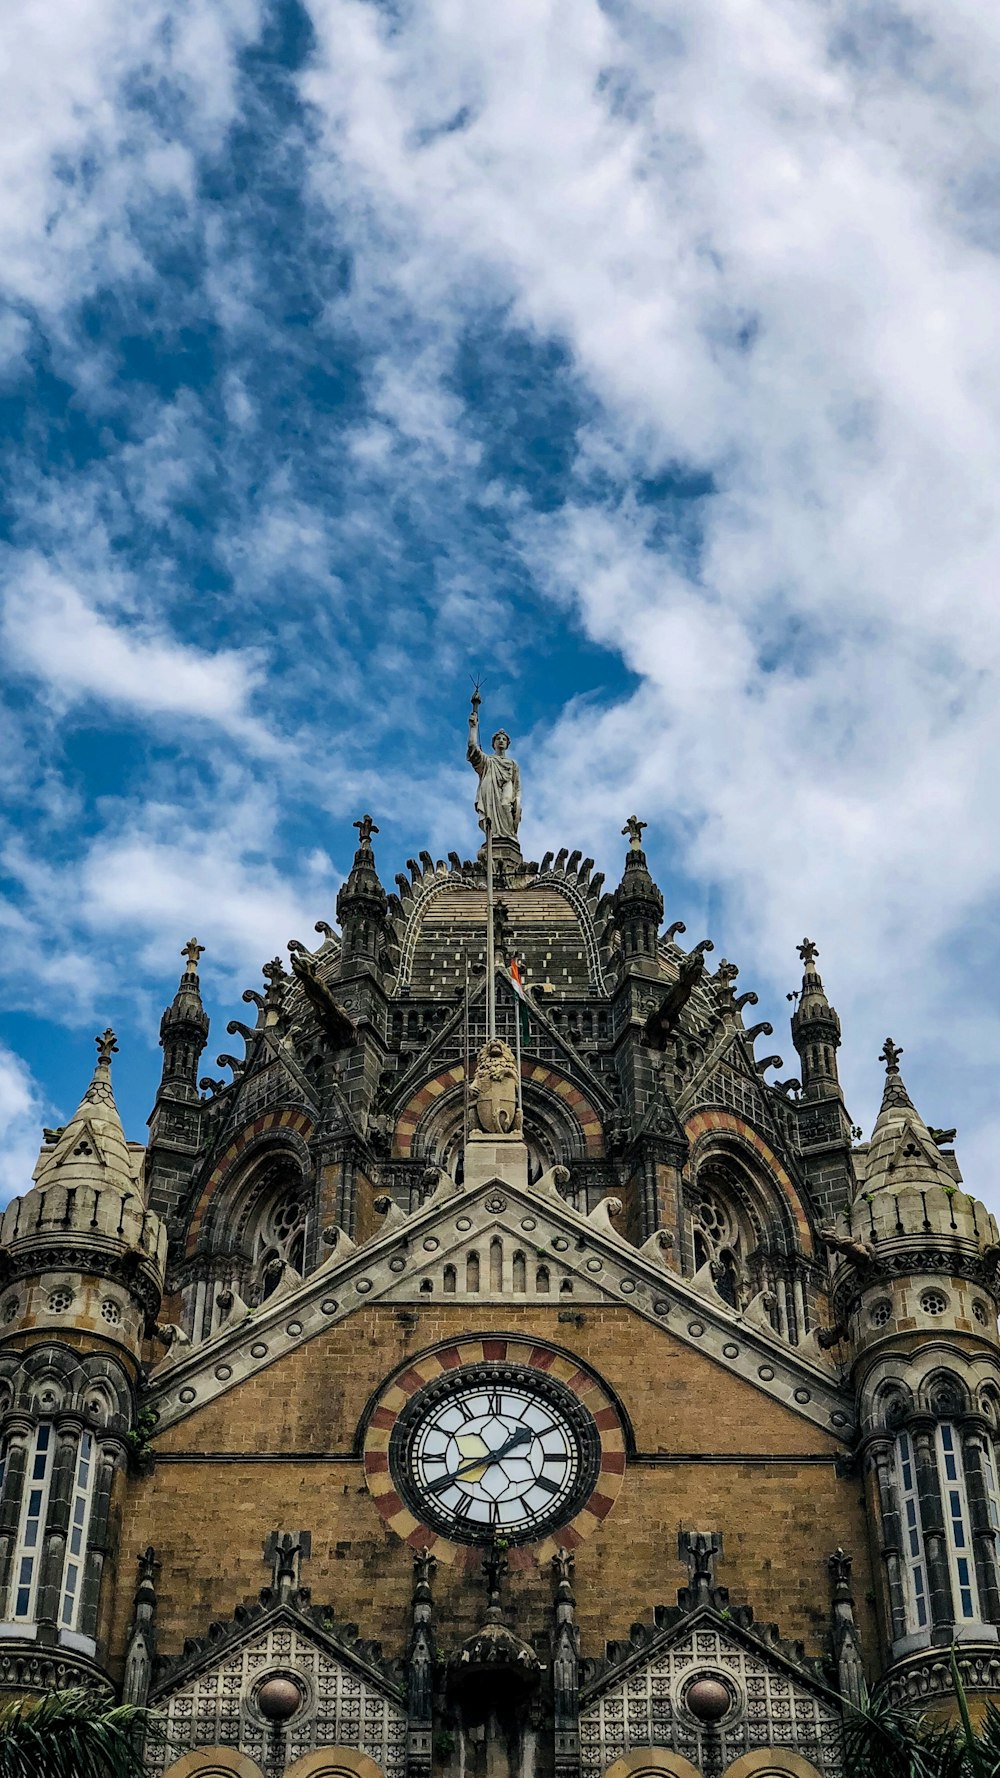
[424,1425,533,1496]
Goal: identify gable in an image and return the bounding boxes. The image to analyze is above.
[147,1612,405,1778]
[149,1174,853,1445]
[580,1612,843,1778]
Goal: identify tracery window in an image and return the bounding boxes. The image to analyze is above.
[254,1187,308,1299]
[691,1189,742,1307]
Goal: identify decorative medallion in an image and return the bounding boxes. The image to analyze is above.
[363,1337,627,1566]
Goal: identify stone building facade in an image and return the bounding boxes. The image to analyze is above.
[1,774,999,1778]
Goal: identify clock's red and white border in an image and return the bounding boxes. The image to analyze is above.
[362,1336,627,1567]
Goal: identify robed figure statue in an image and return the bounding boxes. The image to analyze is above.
[467,692,522,844]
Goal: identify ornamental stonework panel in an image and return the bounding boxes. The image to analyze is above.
[147,1623,406,1778]
[579,1624,844,1778]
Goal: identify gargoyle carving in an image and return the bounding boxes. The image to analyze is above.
[290,951,357,1049]
[821,1228,877,1268]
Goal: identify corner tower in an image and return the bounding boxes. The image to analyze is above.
[0,1032,166,1691]
[826,1040,1000,1712]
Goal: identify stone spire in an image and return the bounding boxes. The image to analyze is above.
[789,939,842,1099]
[158,939,210,1096]
[336,814,388,969]
[32,1028,140,1199]
[613,816,664,963]
[862,1038,949,1194]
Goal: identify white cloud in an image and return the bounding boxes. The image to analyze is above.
[1,553,275,746]
[296,0,1000,1172]
[0,0,263,348]
[0,1045,48,1207]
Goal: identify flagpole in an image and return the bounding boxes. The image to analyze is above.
[462,951,470,1166]
[513,971,523,1117]
[485,818,496,1040]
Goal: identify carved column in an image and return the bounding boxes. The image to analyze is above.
[0,1416,34,1614]
[35,1421,80,1629]
[78,1436,126,1643]
[911,1418,954,1634]
[866,1438,908,1644]
[552,1548,580,1778]
[407,1548,435,1778]
[961,1422,1000,1625]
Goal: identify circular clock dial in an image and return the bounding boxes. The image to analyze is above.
[391,1365,600,1544]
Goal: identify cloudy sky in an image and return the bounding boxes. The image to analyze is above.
[2,0,999,1206]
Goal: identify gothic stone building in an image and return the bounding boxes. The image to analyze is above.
[2,791,1000,1778]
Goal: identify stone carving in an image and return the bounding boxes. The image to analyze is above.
[147,1619,406,1778]
[579,1619,844,1777]
[470,1038,523,1136]
[467,690,521,843]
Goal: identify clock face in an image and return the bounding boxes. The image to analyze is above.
[390,1364,601,1545]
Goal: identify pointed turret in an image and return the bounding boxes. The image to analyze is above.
[32,1028,140,1199]
[0,1035,165,1686]
[613,816,663,963]
[158,938,210,1097]
[146,941,211,1219]
[1,1029,166,1362]
[861,1038,951,1194]
[336,813,388,971]
[790,939,842,1099]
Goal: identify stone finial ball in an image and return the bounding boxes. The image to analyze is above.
[685,1676,731,1723]
[257,1675,303,1722]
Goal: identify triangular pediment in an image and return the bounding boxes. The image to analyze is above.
[150,1168,854,1443]
[147,1599,405,1778]
[579,1603,843,1778]
[51,1117,109,1169]
[883,1117,945,1180]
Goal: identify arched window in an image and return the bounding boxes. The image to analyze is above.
[12,1422,53,1620]
[9,1423,97,1628]
[893,1417,1000,1633]
[254,1186,308,1301]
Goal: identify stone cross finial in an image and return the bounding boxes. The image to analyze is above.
[95,1028,118,1065]
[353,813,379,850]
[880,1037,903,1073]
[182,937,205,974]
[622,815,647,850]
[262,957,287,985]
[797,938,819,966]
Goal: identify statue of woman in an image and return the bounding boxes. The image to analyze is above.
[467,691,521,843]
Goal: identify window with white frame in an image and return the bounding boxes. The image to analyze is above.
[12,1423,54,1620]
[894,1430,929,1632]
[59,1432,94,1630]
[938,1423,978,1620]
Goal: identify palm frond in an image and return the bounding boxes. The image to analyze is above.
[0,1688,160,1778]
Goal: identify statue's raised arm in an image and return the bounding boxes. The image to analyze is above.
[466,692,521,844]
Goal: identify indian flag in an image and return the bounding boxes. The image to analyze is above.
[508,957,532,1043]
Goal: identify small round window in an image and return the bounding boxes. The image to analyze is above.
[1,1297,19,1324]
[870,1298,893,1328]
[920,1289,948,1316]
[100,1299,122,1326]
[47,1288,73,1314]
[973,1300,991,1327]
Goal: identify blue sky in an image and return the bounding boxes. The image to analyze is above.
[3,0,1000,1206]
